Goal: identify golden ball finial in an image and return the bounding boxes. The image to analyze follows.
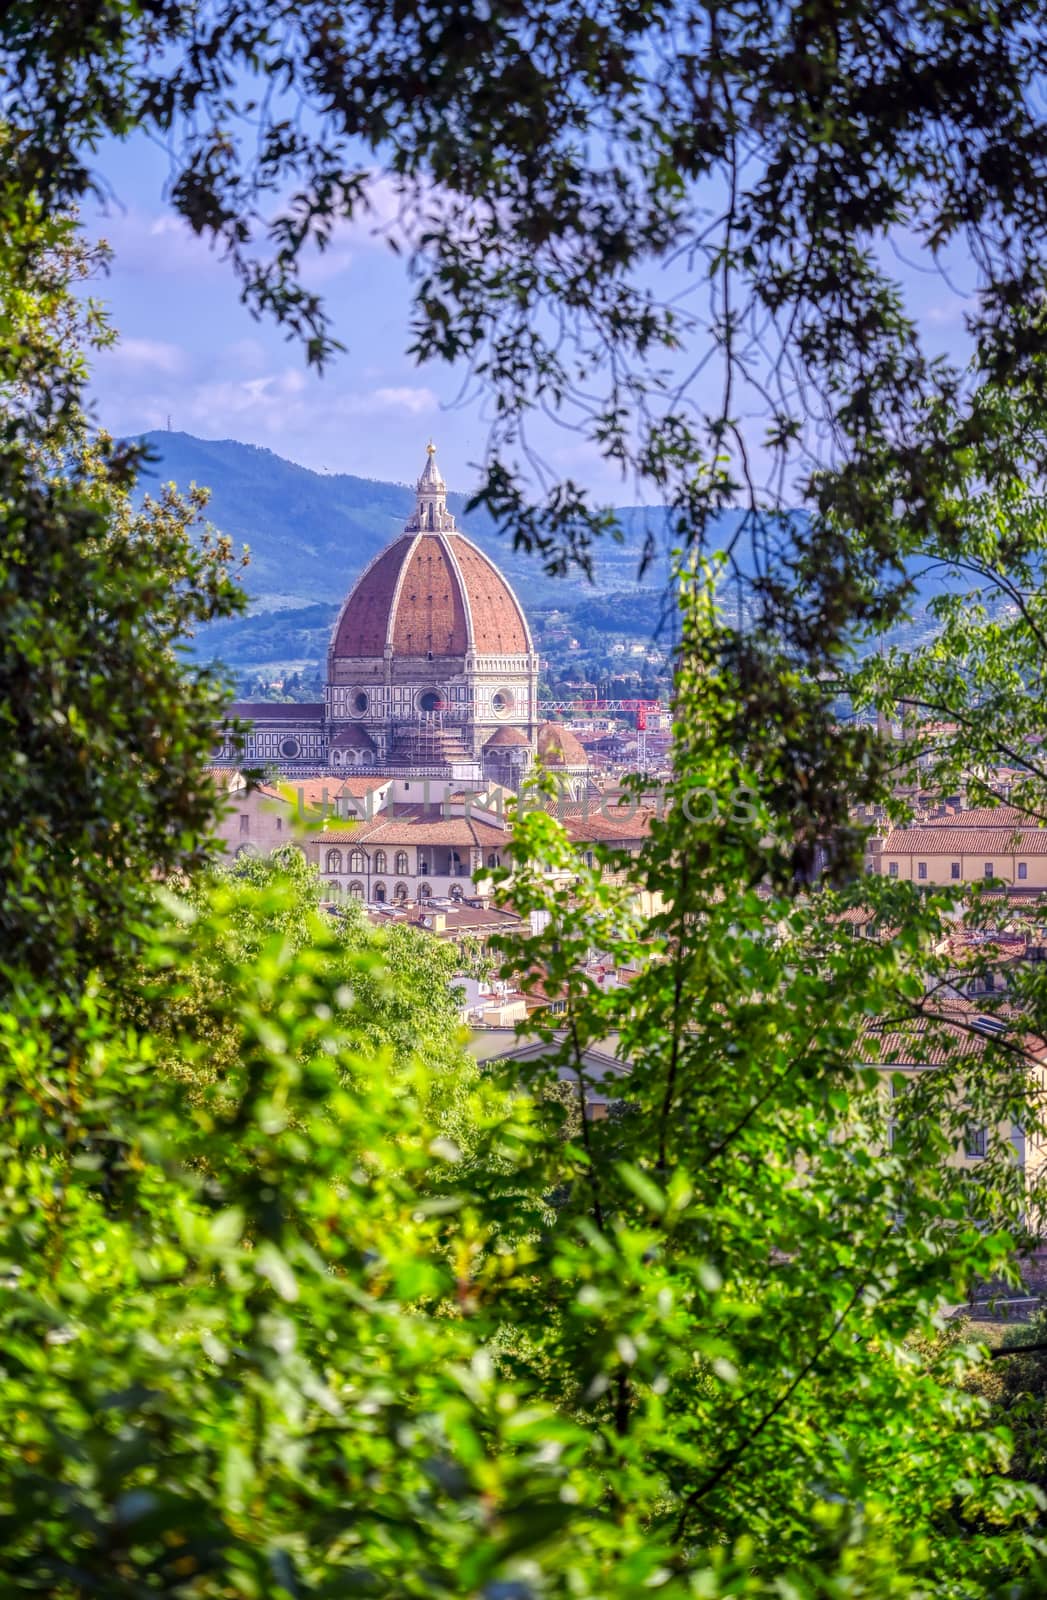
[426,439,436,455]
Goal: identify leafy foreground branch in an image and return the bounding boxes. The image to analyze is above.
[4,75,1047,1594]
[6,566,1047,1594]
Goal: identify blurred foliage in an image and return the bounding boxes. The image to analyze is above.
[0,169,246,1001]
[8,6,1047,1595]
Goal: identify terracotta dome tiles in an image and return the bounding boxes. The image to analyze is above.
[390,536,470,656]
[537,721,588,767]
[331,532,531,662]
[446,537,531,655]
[331,536,413,657]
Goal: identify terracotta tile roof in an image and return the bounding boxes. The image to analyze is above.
[484,725,530,748]
[331,536,413,657]
[945,932,1027,967]
[448,535,531,654]
[564,809,655,843]
[312,816,509,847]
[259,776,391,809]
[224,702,325,721]
[861,1001,1047,1067]
[537,722,589,767]
[882,826,1047,855]
[909,806,1029,829]
[391,534,470,655]
[330,530,531,662]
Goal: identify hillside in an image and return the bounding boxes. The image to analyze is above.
[138,431,674,612]
[138,433,946,688]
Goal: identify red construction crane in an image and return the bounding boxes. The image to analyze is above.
[538,697,662,724]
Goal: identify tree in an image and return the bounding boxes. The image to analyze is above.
[152,849,498,1154]
[489,569,1047,1594]
[0,179,245,1002]
[9,10,1047,1594]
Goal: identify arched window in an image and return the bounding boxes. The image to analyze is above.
[450,884,463,902]
[349,850,366,873]
[418,883,432,902]
[395,851,409,876]
[373,882,387,904]
[487,852,498,869]
[325,849,342,873]
[394,882,408,903]
[348,881,365,900]
[373,850,387,874]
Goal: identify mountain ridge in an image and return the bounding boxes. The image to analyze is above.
[137,430,675,614]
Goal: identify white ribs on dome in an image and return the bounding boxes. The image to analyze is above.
[217,444,585,796]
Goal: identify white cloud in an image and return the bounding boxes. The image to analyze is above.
[343,384,439,417]
[96,336,190,377]
[926,296,968,327]
[89,206,226,279]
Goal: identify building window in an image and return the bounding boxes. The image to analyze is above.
[325,849,342,873]
[917,862,927,880]
[373,882,387,904]
[374,850,387,874]
[275,817,282,832]
[418,858,429,876]
[450,884,463,901]
[487,852,498,869]
[418,883,432,902]
[280,737,301,759]
[347,881,364,900]
[239,814,250,835]
[585,850,595,869]
[888,861,898,878]
[394,882,408,902]
[984,863,994,880]
[395,851,409,876]
[1019,862,1028,880]
[349,850,366,873]
[964,1125,987,1160]
[951,862,960,879]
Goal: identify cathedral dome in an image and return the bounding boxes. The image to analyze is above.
[484,725,530,748]
[537,722,588,768]
[330,446,533,661]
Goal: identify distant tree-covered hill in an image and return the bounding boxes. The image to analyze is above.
[139,433,948,686]
[137,431,685,678]
[138,431,676,611]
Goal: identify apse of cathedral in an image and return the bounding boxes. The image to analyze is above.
[215,445,543,789]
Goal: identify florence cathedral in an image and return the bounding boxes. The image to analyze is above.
[215,445,554,790]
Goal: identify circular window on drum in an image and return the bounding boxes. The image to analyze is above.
[280,736,301,759]
[491,688,514,718]
[352,690,368,716]
[418,689,444,714]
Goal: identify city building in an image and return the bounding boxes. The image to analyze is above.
[879,810,1047,888]
[214,444,545,789]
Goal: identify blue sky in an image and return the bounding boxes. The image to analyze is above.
[85,135,520,492]
[84,133,973,502]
